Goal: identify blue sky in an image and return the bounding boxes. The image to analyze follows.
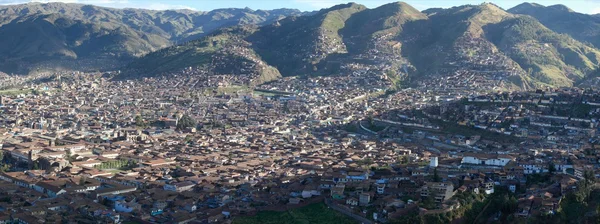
[2,0,600,14]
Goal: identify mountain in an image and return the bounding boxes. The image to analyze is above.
[402,3,600,87]
[484,16,600,87]
[124,2,427,85]
[0,2,303,74]
[508,3,600,49]
[125,2,600,88]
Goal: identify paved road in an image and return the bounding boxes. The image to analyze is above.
[325,198,374,224]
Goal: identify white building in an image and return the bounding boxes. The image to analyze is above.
[461,154,512,167]
[429,157,438,167]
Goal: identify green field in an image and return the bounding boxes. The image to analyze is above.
[233,203,357,224]
[0,88,31,96]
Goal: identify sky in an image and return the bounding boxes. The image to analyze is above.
[1,0,600,14]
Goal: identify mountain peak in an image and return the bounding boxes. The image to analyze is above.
[512,2,543,9]
[547,4,574,12]
[508,2,543,13]
[320,2,365,12]
[375,1,423,16]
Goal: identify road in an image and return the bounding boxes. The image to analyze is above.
[325,198,374,224]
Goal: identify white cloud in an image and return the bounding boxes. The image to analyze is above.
[146,3,196,10]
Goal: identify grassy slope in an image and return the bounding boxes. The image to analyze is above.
[0,3,302,74]
[124,2,600,89]
[485,16,600,87]
[125,27,248,74]
[341,2,427,54]
[401,3,600,88]
[508,3,600,49]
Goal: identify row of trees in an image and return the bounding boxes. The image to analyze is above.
[135,114,197,130]
[94,160,136,170]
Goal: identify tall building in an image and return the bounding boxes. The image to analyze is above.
[429,157,439,167]
[420,182,454,203]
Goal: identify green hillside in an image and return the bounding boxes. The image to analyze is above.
[0,2,302,74]
[120,2,600,88]
[509,3,600,49]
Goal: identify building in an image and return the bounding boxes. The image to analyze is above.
[461,154,512,167]
[429,157,438,167]
[359,192,372,206]
[164,181,195,192]
[420,182,454,203]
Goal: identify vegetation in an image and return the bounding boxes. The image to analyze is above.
[531,173,598,224]
[134,115,146,128]
[509,3,600,50]
[94,159,136,170]
[392,187,518,224]
[232,203,357,224]
[0,3,302,74]
[0,88,32,96]
[176,114,197,130]
[484,15,600,87]
[119,2,600,89]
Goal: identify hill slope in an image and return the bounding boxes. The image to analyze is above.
[119,2,600,88]
[124,2,426,84]
[0,2,303,74]
[508,3,600,49]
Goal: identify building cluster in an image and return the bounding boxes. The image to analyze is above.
[0,65,596,224]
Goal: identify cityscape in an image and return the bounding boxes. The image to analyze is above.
[0,1,598,224]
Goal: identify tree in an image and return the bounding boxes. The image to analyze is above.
[548,162,556,174]
[421,196,437,210]
[584,170,596,186]
[433,167,441,182]
[135,115,145,128]
[177,114,196,130]
[0,164,9,172]
[79,176,87,185]
[65,150,73,162]
[184,135,193,143]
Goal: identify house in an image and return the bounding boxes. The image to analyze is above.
[359,192,372,206]
[288,197,302,205]
[376,183,385,194]
[35,181,67,197]
[114,200,141,213]
[301,185,320,198]
[331,184,345,199]
[164,181,195,192]
[461,153,512,167]
[346,197,358,206]
[319,180,334,189]
[420,182,454,203]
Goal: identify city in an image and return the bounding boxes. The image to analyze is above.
[0,1,599,224]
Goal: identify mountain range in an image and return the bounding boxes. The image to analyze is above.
[3,2,600,89]
[124,2,600,88]
[0,2,303,74]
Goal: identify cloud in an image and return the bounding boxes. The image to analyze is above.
[146,3,196,10]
